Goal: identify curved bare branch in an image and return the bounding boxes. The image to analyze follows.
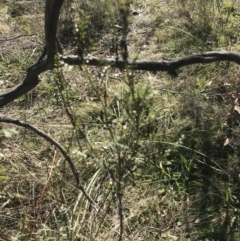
[0,0,64,108]
[0,60,48,107]
[0,116,96,207]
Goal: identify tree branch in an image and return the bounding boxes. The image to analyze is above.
[1,0,240,106]
[61,51,240,72]
[2,50,240,108]
[0,60,48,107]
[0,0,64,108]
[0,116,96,207]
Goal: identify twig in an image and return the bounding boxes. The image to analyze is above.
[0,34,37,42]
[37,150,57,210]
[0,116,96,208]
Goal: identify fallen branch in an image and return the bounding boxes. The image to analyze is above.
[0,116,96,208]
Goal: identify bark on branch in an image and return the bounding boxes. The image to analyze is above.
[0,0,64,108]
[1,0,240,208]
[61,51,240,72]
[1,0,240,108]
[3,50,240,108]
[0,0,97,208]
[0,116,96,208]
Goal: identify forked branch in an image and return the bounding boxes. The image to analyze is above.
[1,0,240,107]
[2,50,240,108]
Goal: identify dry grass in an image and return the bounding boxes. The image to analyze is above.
[1,0,240,240]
